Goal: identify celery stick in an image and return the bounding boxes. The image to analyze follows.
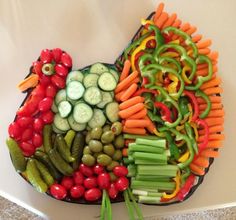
[137,165,178,177]
[132,190,163,197]
[131,185,158,192]
[124,134,160,140]
[128,164,136,177]
[131,180,175,191]
[136,138,166,148]
[135,175,171,182]
[128,143,165,154]
[138,196,161,204]
[135,159,167,165]
[133,152,167,163]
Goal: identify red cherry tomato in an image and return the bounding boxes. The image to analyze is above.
[55,64,68,77]
[22,101,38,116]
[50,184,67,200]
[97,173,110,189]
[84,188,101,201]
[113,166,128,177]
[51,75,65,89]
[33,118,44,132]
[45,85,57,98]
[8,122,22,139]
[40,74,51,86]
[17,106,31,117]
[61,176,74,190]
[32,61,43,77]
[17,117,33,128]
[52,48,62,63]
[115,177,129,192]
[84,176,97,189]
[32,133,43,148]
[60,52,72,68]
[40,49,53,64]
[73,171,84,185]
[19,141,35,156]
[79,164,94,177]
[41,110,54,124]
[38,97,53,112]
[108,183,118,199]
[93,165,104,175]
[21,128,33,141]
[70,185,85,199]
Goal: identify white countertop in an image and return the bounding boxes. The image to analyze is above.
[0,0,236,219]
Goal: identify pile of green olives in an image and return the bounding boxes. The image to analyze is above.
[81,122,124,171]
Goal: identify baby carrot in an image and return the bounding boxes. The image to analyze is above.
[185,26,197,35]
[192,34,202,43]
[196,39,212,49]
[200,77,222,90]
[198,48,210,55]
[208,51,219,61]
[122,148,128,157]
[119,96,144,110]
[180,22,190,31]
[205,117,224,127]
[206,140,223,148]
[203,87,223,96]
[119,60,131,82]
[154,2,165,22]
[190,163,205,176]
[118,103,144,119]
[193,156,209,168]
[123,126,146,135]
[198,134,225,142]
[172,19,182,28]
[129,108,147,119]
[197,65,218,76]
[162,13,177,28]
[115,71,139,93]
[115,90,125,102]
[120,83,138,102]
[125,119,150,128]
[197,96,221,104]
[200,149,219,158]
[198,125,224,135]
[155,12,169,29]
[17,74,39,92]
[197,63,208,70]
[122,77,140,91]
[145,116,156,134]
[207,109,225,118]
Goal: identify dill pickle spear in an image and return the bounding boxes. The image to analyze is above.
[43,125,53,153]
[64,130,76,149]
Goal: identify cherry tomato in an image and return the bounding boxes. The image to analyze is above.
[80,164,94,177]
[73,171,84,185]
[115,177,129,192]
[17,117,33,128]
[113,166,128,177]
[84,188,101,201]
[33,118,44,133]
[70,185,85,199]
[19,141,35,156]
[40,74,51,86]
[32,61,43,76]
[45,85,57,98]
[52,48,62,63]
[31,85,45,98]
[25,101,38,116]
[40,49,53,64]
[38,97,53,112]
[93,165,104,175]
[17,106,31,117]
[32,133,43,148]
[108,183,118,199]
[60,52,72,68]
[8,122,22,139]
[50,184,67,200]
[84,176,97,189]
[21,128,33,141]
[51,75,65,89]
[55,64,68,77]
[61,176,74,190]
[97,173,110,189]
[41,110,54,124]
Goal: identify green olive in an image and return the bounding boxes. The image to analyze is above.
[90,127,103,140]
[112,150,122,161]
[97,154,112,166]
[111,122,123,136]
[83,146,92,154]
[106,161,119,171]
[42,63,54,75]
[85,131,92,144]
[93,152,103,159]
[82,154,95,166]
[113,135,124,149]
[109,172,118,182]
[103,144,115,157]
[89,140,103,153]
[101,131,115,144]
[102,125,111,133]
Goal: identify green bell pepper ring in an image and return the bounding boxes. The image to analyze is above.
[165,131,180,160]
[180,167,191,183]
[185,55,213,90]
[184,122,198,154]
[195,89,212,119]
[179,96,190,116]
[147,110,163,124]
[148,24,165,51]
[162,26,198,59]
[158,56,182,74]
[138,53,156,72]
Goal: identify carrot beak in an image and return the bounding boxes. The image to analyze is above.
[17,74,39,92]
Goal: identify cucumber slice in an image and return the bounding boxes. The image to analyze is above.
[83,73,99,88]
[109,68,119,82]
[53,113,70,132]
[51,101,58,113]
[73,102,93,124]
[97,91,113,108]
[90,63,109,75]
[84,87,102,105]
[58,101,72,118]
[66,70,84,84]
[55,89,67,105]
[106,102,119,123]
[88,109,106,128]
[52,124,65,134]
[66,97,78,106]
[66,81,85,100]
[68,115,87,131]
[98,72,117,91]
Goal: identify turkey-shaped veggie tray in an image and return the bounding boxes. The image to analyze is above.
[6,2,224,219]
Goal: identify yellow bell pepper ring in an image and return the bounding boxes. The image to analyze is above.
[178,150,190,163]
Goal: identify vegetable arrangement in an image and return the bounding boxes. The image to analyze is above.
[6,2,224,219]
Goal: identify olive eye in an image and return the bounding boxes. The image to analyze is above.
[42,63,55,75]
